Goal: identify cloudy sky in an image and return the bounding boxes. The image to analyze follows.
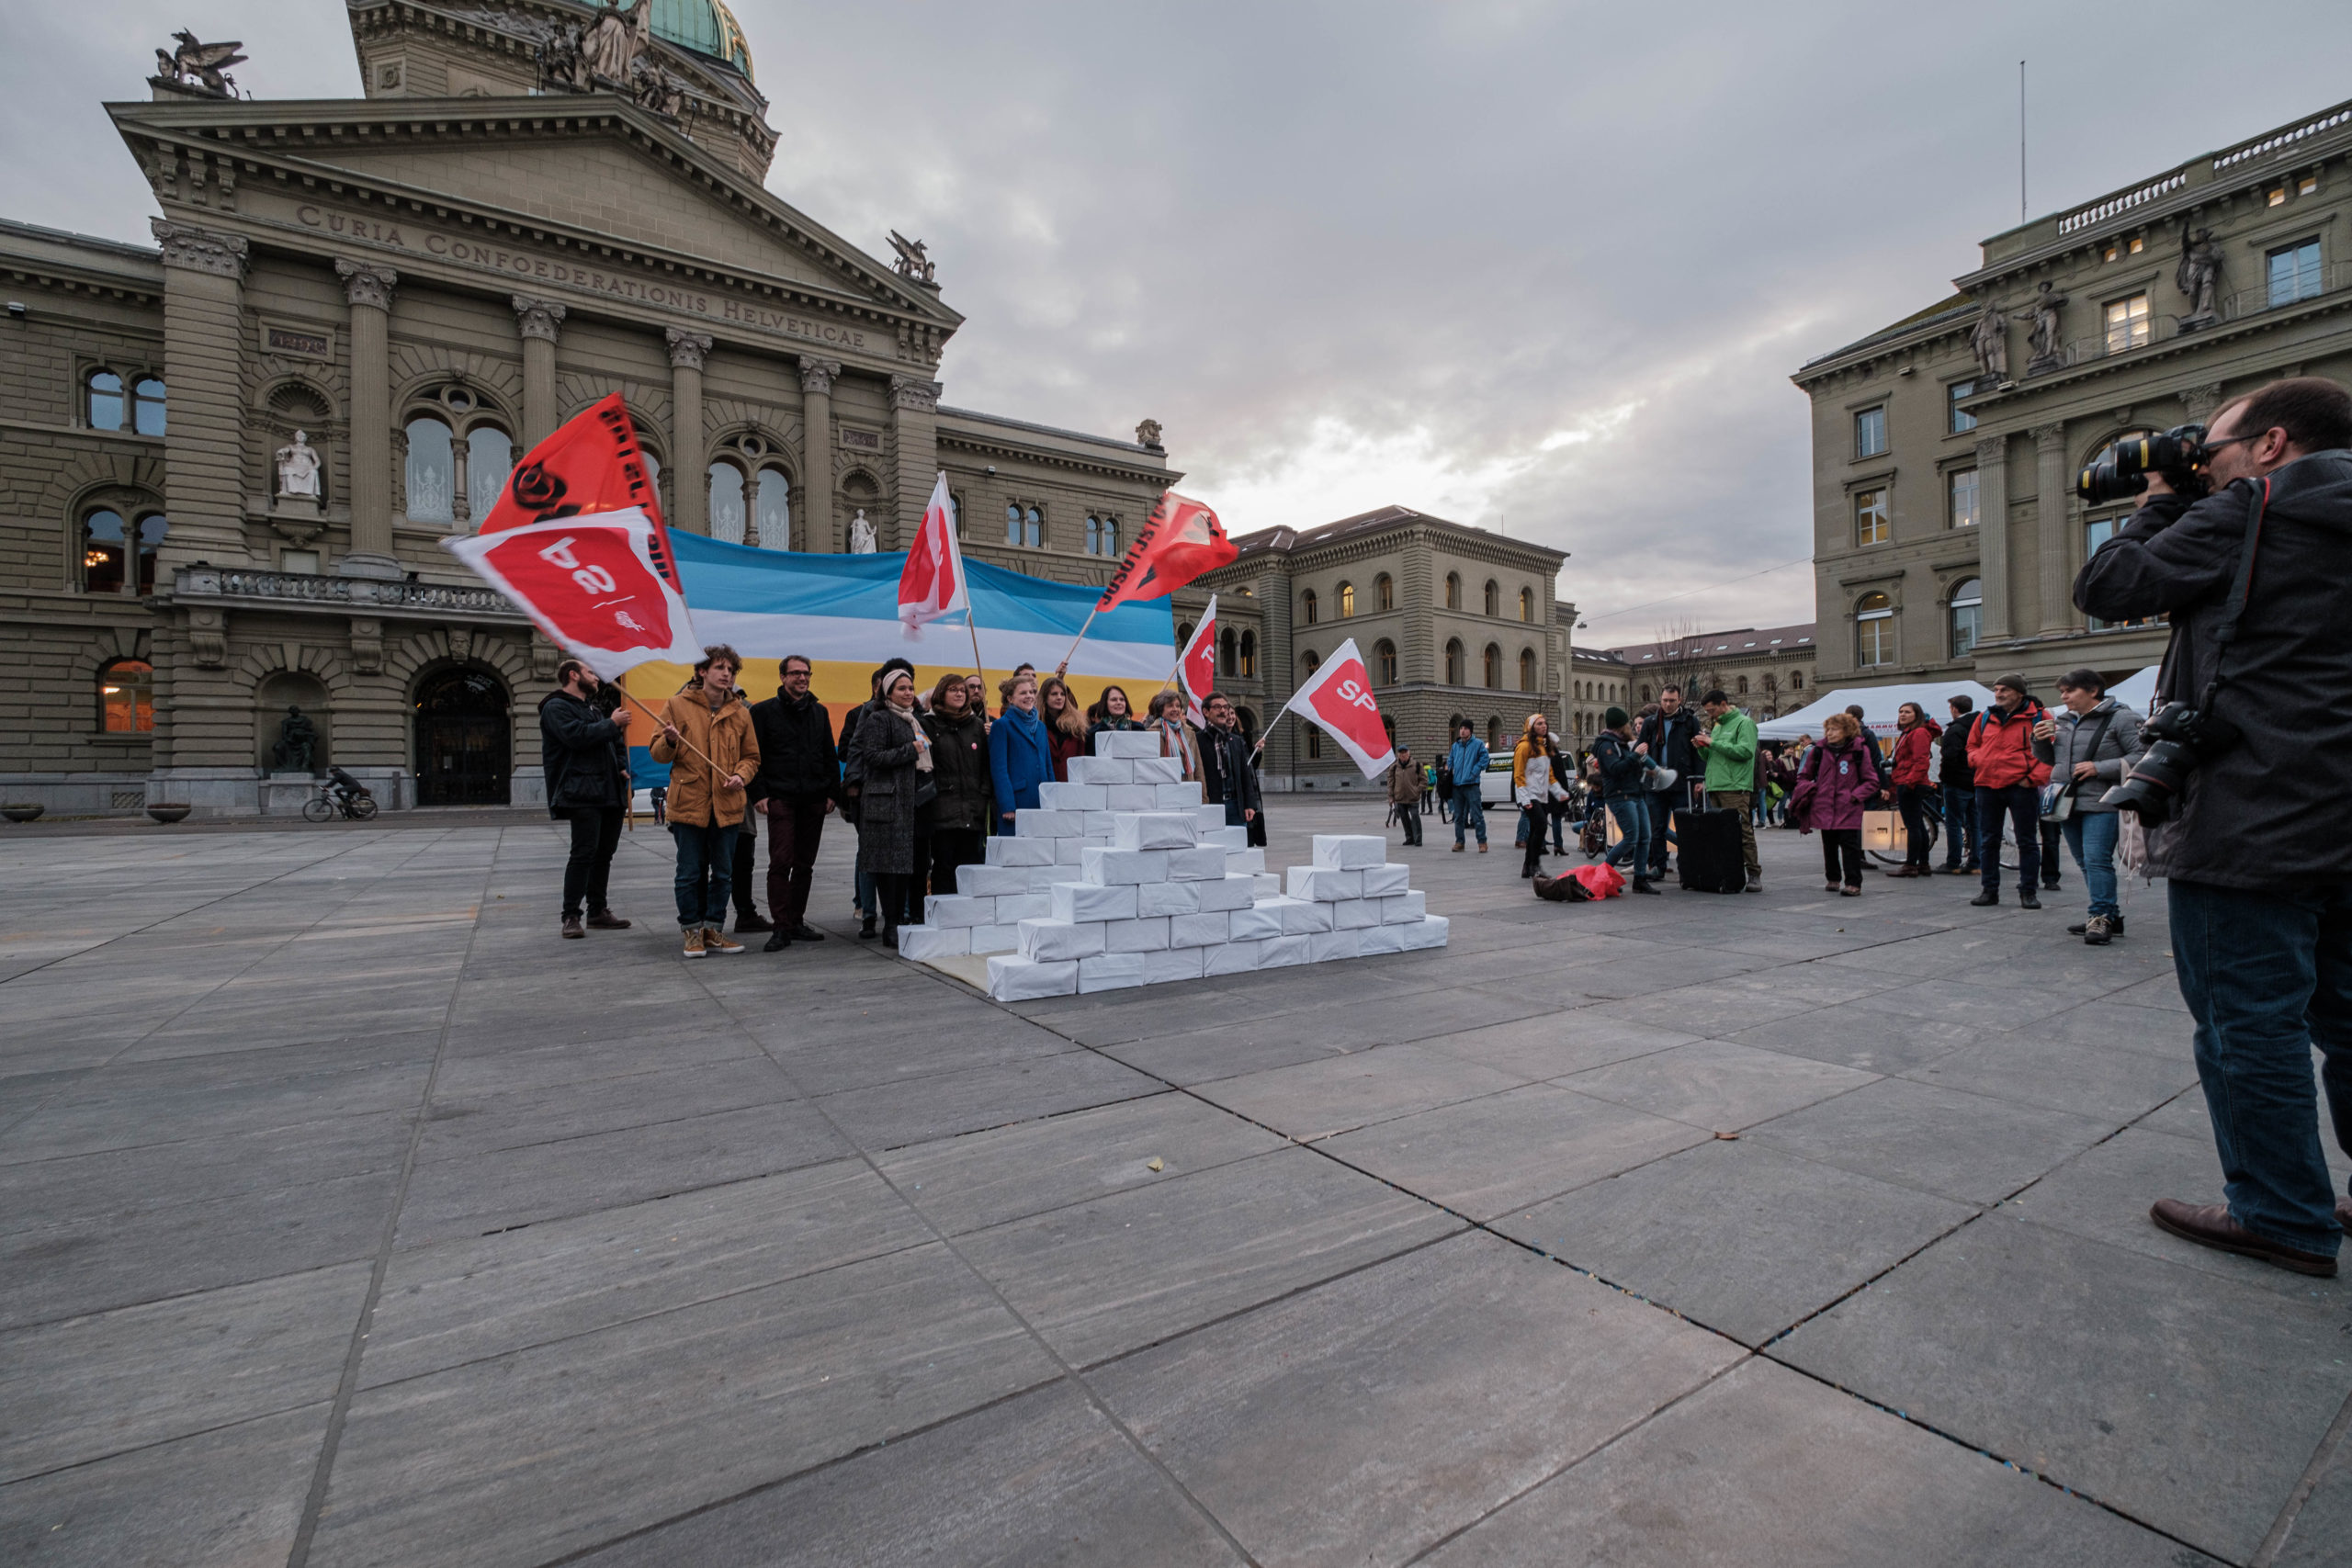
[9,2,2350,641]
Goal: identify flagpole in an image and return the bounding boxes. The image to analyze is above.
[1056,604,1101,673]
[965,604,988,693]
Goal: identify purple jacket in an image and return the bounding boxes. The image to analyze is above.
[1792,739,1881,832]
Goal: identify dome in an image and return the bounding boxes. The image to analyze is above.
[649,0,753,80]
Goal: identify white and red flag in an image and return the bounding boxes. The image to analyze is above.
[898,471,968,633]
[1097,491,1237,610]
[1177,593,1218,723]
[445,512,699,675]
[1280,637,1395,779]
[475,391,678,590]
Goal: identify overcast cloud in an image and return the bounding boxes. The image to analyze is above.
[8,2,2350,640]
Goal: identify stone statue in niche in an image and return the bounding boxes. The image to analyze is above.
[272,706,319,773]
[275,430,322,501]
[582,0,650,85]
[2013,281,2069,375]
[2177,227,2223,328]
[1967,301,2009,383]
[848,510,877,554]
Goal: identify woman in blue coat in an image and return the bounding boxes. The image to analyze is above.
[988,672,1055,835]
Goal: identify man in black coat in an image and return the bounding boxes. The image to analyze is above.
[539,660,634,940]
[1635,685,1701,879]
[1939,694,1978,874]
[2077,375,2352,1279]
[1196,692,1261,829]
[747,653,839,952]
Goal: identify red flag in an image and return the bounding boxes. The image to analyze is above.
[478,393,677,589]
[1282,637,1395,779]
[1097,491,1237,609]
[898,472,968,631]
[1178,593,1218,723]
[444,513,699,676]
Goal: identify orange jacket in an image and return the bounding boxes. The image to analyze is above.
[1965,701,2052,791]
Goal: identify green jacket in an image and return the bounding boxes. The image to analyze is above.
[1701,709,1758,794]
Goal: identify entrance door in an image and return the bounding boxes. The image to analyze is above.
[413,666,511,806]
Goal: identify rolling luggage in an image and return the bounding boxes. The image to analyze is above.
[1672,807,1747,894]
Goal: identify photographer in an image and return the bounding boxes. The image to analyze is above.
[2076,376,2352,1278]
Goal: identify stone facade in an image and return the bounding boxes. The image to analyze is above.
[1602,622,1817,725]
[1794,96,2352,696]
[0,3,1175,816]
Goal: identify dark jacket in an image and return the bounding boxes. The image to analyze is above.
[1937,717,1976,789]
[1635,706,1702,780]
[1089,716,1143,742]
[844,702,924,876]
[2076,450,2352,886]
[922,706,993,832]
[1592,731,1648,799]
[748,689,837,804]
[1198,722,1261,815]
[538,688,628,815]
[1047,722,1087,782]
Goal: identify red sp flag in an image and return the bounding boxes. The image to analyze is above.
[443,513,700,676]
[1282,637,1395,779]
[477,393,678,590]
[898,471,968,632]
[1096,491,1237,610]
[1177,593,1218,724]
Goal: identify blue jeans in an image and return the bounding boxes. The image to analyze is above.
[670,820,738,930]
[1975,784,2040,894]
[1453,789,1487,847]
[2167,877,2352,1258]
[1940,782,1978,868]
[1604,795,1650,877]
[2061,812,2120,919]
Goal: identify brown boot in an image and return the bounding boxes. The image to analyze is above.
[2150,1199,2336,1277]
[703,925,745,955]
[561,915,585,940]
[586,909,631,930]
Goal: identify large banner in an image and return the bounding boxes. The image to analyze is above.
[621,534,1175,786]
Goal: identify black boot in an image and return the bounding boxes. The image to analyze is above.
[1970,889,2000,907]
[761,930,791,953]
[788,922,828,942]
[858,914,877,940]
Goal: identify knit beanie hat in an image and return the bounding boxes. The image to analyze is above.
[1603,705,1630,729]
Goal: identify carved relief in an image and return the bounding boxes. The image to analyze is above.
[351,617,384,675]
[187,607,227,669]
[511,295,567,344]
[152,219,248,279]
[798,357,841,396]
[888,375,941,414]
[336,258,399,310]
[664,328,712,371]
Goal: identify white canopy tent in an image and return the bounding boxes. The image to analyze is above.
[2109,665,2162,716]
[1755,681,1996,742]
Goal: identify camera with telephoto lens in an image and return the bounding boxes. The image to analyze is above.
[2100,701,2241,823]
[2076,424,2215,507]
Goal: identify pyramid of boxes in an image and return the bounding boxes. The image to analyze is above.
[898,730,1447,999]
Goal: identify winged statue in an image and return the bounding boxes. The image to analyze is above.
[155,32,247,97]
[888,231,936,285]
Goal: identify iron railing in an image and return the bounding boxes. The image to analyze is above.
[176,566,522,617]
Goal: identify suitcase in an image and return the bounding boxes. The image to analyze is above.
[1672,807,1747,894]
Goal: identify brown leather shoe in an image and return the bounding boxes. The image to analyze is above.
[586,909,631,930]
[2150,1199,2337,1277]
[560,915,584,940]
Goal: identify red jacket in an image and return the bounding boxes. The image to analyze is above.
[1892,719,1941,787]
[1966,702,2052,790]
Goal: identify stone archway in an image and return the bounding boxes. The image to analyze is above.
[413,663,512,806]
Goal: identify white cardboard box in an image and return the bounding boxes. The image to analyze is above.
[1101,731,1166,760]
[1145,945,1205,984]
[1355,922,1408,954]
[988,955,1077,999]
[1260,934,1311,967]
[1307,928,1363,963]
[1102,784,1158,811]
[1051,882,1137,922]
[1130,755,1182,785]
[1170,910,1229,947]
[1014,808,1085,838]
[1078,952,1148,992]
[1228,902,1283,940]
[1313,834,1388,870]
[1113,813,1200,852]
[1067,756,1131,785]
[1168,847,1227,882]
[1136,881,1202,917]
[1196,874,1256,912]
[1201,826,1249,851]
[956,864,1033,897]
[1251,873,1283,898]
[1360,863,1412,897]
[1286,866,1363,902]
[1227,848,1267,873]
[1057,838,1091,863]
[1381,891,1427,924]
[985,836,1057,867]
[1038,781,1108,811]
[1104,917,1172,953]
[1193,806,1229,831]
[1081,847,1170,886]
[925,895,993,928]
[1018,918,1107,962]
[1329,898,1380,931]
[1203,939,1263,976]
[1396,916,1450,950]
[896,924,967,961]
[996,893,1053,923]
[1273,897,1333,935]
[1154,783,1204,808]
[969,924,1019,954]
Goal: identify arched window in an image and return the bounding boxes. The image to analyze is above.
[1086,514,1102,555]
[1484,580,1499,616]
[132,377,166,436]
[1949,578,1983,659]
[1301,649,1321,677]
[1376,573,1395,612]
[1856,592,1895,668]
[1338,581,1355,617]
[1519,649,1536,692]
[467,427,513,525]
[98,658,153,733]
[1102,515,1118,556]
[79,510,165,595]
[1487,716,1502,749]
[86,370,124,430]
[1445,572,1461,610]
[1176,622,1194,649]
[1445,638,1464,685]
[948,491,965,540]
[1005,502,1042,548]
[1483,643,1502,689]
[1220,627,1238,676]
[707,462,747,544]
[1375,639,1397,684]
[756,468,791,549]
[1736,675,1749,694]
[1006,502,1022,545]
[1301,588,1318,625]
[1790,671,1804,691]
[1238,630,1256,677]
[1519,587,1534,623]
[404,416,455,524]
[1641,685,1652,703]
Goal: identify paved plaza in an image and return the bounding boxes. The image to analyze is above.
[2,798,2346,1567]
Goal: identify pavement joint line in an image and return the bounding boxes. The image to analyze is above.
[285,829,504,1568]
[2251,1380,2352,1566]
[0,1393,335,1489]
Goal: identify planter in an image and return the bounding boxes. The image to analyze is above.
[1,803,43,824]
[146,804,192,824]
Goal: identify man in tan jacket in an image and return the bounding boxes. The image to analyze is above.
[651,645,761,957]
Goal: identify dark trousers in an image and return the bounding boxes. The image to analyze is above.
[1895,784,1934,868]
[730,807,760,919]
[1520,805,1547,875]
[670,820,738,930]
[931,828,987,897]
[2169,877,2352,1258]
[1820,828,1863,887]
[1940,782,1978,868]
[1549,801,1569,853]
[1647,780,1690,876]
[560,806,623,919]
[1975,784,2041,894]
[763,798,828,928]
[1396,805,1423,846]
[2039,819,2064,887]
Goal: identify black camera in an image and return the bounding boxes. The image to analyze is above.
[2076,424,2215,507]
[2100,700,2241,823]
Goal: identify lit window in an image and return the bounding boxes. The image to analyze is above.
[1376,573,1394,611]
[1444,572,1461,610]
[2104,293,2151,354]
[404,417,455,524]
[81,509,126,593]
[1301,589,1318,625]
[468,428,513,525]
[1445,638,1464,685]
[1856,592,1894,668]
[1948,379,1976,434]
[2129,236,2144,254]
[1483,643,1501,688]
[1950,468,1980,529]
[1949,578,1983,659]
[2268,187,2288,208]
[707,462,746,544]
[2300,175,2319,196]
[2268,240,2323,308]
[756,469,791,550]
[1338,582,1355,617]
[1519,586,1533,622]
[1518,648,1536,692]
[86,370,124,430]
[1855,406,1887,457]
[1855,488,1889,547]
[98,658,154,733]
[1238,630,1256,677]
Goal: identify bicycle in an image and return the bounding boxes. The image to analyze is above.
[301,771,379,822]
[1867,789,2020,872]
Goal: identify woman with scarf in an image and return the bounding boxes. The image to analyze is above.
[922,672,993,896]
[988,672,1055,835]
[1086,683,1142,742]
[1146,689,1202,786]
[844,667,933,946]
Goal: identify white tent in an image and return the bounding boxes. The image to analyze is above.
[2109,665,2162,716]
[1756,681,1997,742]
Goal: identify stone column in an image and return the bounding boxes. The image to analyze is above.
[800,357,841,551]
[888,374,943,552]
[336,258,401,579]
[665,329,712,536]
[512,296,566,449]
[2033,422,2072,634]
[152,221,248,572]
[1973,434,2011,642]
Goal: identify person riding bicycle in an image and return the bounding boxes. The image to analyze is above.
[328,765,370,804]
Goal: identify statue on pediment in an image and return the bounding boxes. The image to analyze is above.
[2177,227,2222,328]
[275,430,322,500]
[2013,280,2069,375]
[1136,419,1164,449]
[848,510,877,553]
[888,231,936,286]
[154,31,246,98]
[1967,300,2009,383]
[583,0,651,85]
[630,56,684,118]
[539,24,592,93]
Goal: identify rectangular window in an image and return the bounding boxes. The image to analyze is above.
[2268,240,2323,308]
[1854,488,1889,547]
[2103,293,2151,355]
[1949,468,1979,529]
[1948,379,1976,434]
[1854,406,1887,458]
[1857,614,1894,668]
[2084,517,2162,630]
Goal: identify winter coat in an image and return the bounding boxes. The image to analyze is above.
[845,701,925,875]
[2076,451,2352,888]
[1592,731,1648,799]
[1198,722,1262,816]
[1152,716,1202,784]
[1447,737,1491,787]
[1511,737,1567,805]
[1088,716,1142,744]
[1792,738,1880,831]
[988,705,1056,818]
[1386,760,1421,807]
[1892,719,1942,789]
[922,707,993,832]
[1635,706,1703,777]
[538,689,628,815]
[650,682,759,829]
[1937,718,1976,789]
[1700,709,1758,794]
[1046,719,1087,782]
[1965,701,2052,792]
[2032,699,2145,817]
[747,689,837,805]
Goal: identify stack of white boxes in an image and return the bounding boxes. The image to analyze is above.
[896,731,1447,999]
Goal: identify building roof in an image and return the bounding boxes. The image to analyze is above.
[1570,646,1628,668]
[1228,503,1565,564]
[1605,622,1816,665]
[1797,293,1973,373]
